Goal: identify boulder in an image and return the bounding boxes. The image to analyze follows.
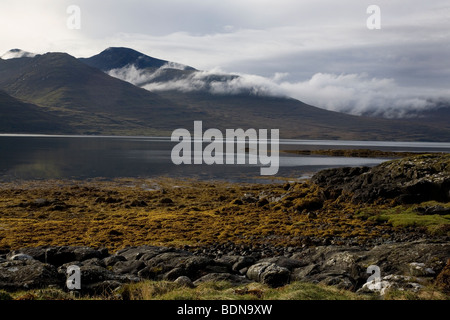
[246,262,290,288]
[102,255,127,267]
[193,273,251,286]
[258,256,305,271]
[0,260,61,291]
[10,246,108,266]
[8,254,34,261]
[312,154,450,204]
[408,262,436,277]
[115,246,175,261]
[174,276,195,288]
[112,260,146,275]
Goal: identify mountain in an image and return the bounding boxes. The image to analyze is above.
[0,52,200,135]
[0,90,65,133]
[80,47,236,89]
[1,49,37,60]
[0,47,449,141]
[80,47,196,72]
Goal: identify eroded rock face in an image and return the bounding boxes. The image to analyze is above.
[312,154,450,204]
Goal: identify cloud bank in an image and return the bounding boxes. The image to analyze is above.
[108,63,449,118]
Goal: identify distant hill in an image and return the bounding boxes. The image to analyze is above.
[0,90,65,133]
[0,47,449,141]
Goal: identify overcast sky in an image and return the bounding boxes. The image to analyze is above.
[1,0,449,116]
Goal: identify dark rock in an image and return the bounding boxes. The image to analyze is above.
[13,246,108,266]
[103,255,127,267]
[246,262,290,288]
[232,256,256,272]
[75,265,139,291]
[291,264,320,281]
[81,258,104,267]
[321,275,355,291]
[112,260,145,275]
[0,260,61,291]
[130,200,148,207]
[257,198,269,207]
[7,254,34,261]
[163,267,187,281]
[312,154,450,204]
[258,256,305,271]
[193,273,251,286]
[145,252,192,274]
[415,205,450,216]
[160,198,174,205]
[231,199,243,205]
[174,276,195,288]
[116,245,174,261]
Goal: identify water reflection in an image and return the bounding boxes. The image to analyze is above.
[0,135,448,183]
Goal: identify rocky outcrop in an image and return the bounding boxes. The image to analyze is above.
[311,154,450,204]
[0,240,448,297]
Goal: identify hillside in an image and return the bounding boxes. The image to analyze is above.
[0,90,66,133]
[0,48,449,140]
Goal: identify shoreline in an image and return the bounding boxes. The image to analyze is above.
[0,153,449,299]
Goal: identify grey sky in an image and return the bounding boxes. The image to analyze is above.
[1,0,449,116]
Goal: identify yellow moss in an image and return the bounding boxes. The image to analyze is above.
[0,178,416,251]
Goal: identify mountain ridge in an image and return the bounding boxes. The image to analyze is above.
[0,47,448,141]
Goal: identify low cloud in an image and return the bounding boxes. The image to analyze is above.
[275,73,447,118]
[109,63,449,118]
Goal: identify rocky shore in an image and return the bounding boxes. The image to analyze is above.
[0,153,449,299]
[1,240,449,298]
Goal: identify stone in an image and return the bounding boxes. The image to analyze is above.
[232,256,256,272]
[408,262,435,277]
[116,245,174,261]
[246,262,290,288]
[8,254,34,261]
[311,154,450,204]
[258,256,305,271]
[112,260,145,275]
[0,260,61,291]
[163,267,187,281]
[193,273,251,286]
[174,276,195,288]
[291,264,320,281]
[103,255,127,267]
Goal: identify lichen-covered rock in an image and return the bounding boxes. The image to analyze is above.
[312,154,450,204]
[246,262,290,288]
[193,273,250,286]
[0,260,61,290]
[174,276,195,288]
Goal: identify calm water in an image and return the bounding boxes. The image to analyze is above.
[0,135,449,183]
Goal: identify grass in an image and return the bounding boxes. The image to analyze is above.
[356,202,450,235]
[2,281,447,301]
[0,281,369,301]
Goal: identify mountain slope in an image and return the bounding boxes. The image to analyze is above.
[0,52,199,134]
[0,48,449,141]
[0,90,66,133]
[79,48,450,141]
